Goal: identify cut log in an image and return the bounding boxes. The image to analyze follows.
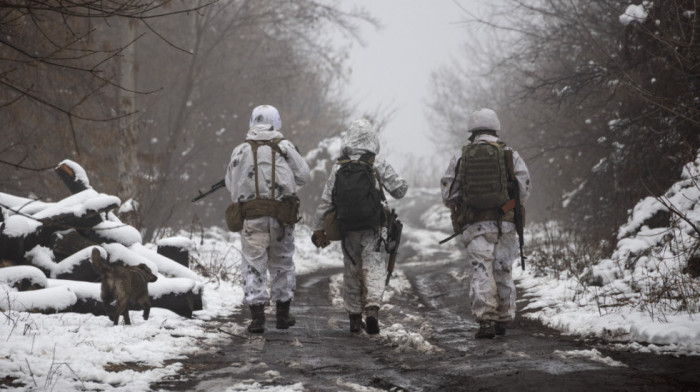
[0,265,48,291]
[0,215,42,265]
[54,254,101,282]
[157,245,189,268]
[156,236,193,268]
[50,229,99,262]
[48,277,203,318]
[150,277,204,318]
[151,291,197,318]
[25,245,102,283]
[86,219,142,247]
[0,286,77,313]
[55,161,89,195]
[39,209,110,234]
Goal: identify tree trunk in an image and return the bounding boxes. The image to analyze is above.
[117,18,140,210]
[55,162,89,194]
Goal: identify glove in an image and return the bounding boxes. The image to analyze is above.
[311,230,330,249]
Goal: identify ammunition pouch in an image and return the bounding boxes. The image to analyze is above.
[324,206,390,242]
[243,196,300,225]
[225,202,244,232]
[226,197,300,232]
[324,210,342,241]
[450,205,469,233]
[276,196,301,226]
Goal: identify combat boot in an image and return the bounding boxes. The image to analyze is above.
[495,322,507,336]
[349,313,364,333]
[248,304,265,333]
[475,321,496,339]
[365,306,380,335]
[276,300,296,329]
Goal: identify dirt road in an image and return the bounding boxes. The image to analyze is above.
[152,263,700,391]
[152,192,700,391]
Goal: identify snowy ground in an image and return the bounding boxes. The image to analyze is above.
[2,182,699,390]
[0,225,351,391]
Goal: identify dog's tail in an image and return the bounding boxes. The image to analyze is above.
[90,247,111,276]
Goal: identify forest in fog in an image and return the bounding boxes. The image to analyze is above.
[1,0,698,250]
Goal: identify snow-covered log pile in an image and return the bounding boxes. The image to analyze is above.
[0,160,203,320]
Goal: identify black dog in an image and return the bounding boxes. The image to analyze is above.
[91,248,157,325]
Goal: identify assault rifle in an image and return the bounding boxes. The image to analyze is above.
[505,150,526,270]
[385,209,403,285]
[192,179,225,202]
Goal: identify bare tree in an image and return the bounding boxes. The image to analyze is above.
[128,0,376,239]
[1,0,376,242]
[429,0,699,244]
[0,0,205,203]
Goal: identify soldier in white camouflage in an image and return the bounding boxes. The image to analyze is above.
[225,105,310,333]
[441,108,531,339]
[310,119,408,334]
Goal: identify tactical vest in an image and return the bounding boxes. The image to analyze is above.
[453,141,516,227]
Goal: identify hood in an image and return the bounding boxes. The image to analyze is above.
[249,105,282,131]
[341,119,380,156]
[246,124,284,141]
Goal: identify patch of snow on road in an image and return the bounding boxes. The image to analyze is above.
[379,323,443,354]
[554,349,627,367]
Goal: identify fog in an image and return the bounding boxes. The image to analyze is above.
[336,1,490,170]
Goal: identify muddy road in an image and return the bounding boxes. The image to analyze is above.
[152,263,700,391]
[153,191,700,391]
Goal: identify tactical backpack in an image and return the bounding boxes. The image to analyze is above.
[332,153,385,234]
[452,141,516,227]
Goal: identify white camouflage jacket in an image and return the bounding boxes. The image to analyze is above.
[311,120,408,231]
[225,125,310,203]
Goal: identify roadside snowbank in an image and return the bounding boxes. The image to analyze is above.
[513,151,700,355]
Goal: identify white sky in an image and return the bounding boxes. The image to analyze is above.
[335,1,482,166]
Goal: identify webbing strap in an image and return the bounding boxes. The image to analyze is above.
[246,138,285,199]
[251,143,260,198]
[271,149,276,199]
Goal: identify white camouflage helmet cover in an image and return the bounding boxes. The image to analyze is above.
[249,105,282,131]
[341,119,380,155]
[467,108,501,132]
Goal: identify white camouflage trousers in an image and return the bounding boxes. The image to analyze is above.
[463,231,518,323]
[240,217,296,306]
[341,228,388,315]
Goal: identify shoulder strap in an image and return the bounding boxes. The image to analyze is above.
[374,170,387,202]
[246,138,286,199]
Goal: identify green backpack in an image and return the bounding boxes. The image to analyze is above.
[459,141,510,211]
